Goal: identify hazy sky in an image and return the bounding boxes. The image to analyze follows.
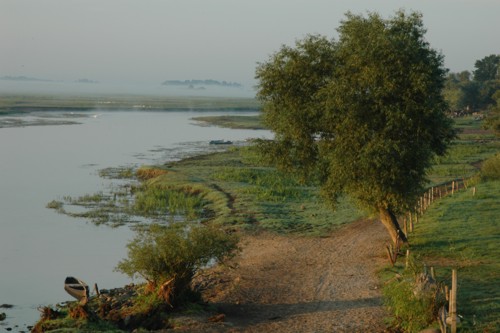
[2,0,499,89]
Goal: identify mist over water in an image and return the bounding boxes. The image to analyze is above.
[0,79,257,98]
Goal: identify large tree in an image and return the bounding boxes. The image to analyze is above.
[255,11,456,244]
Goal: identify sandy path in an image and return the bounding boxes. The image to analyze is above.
[200,219,391,332]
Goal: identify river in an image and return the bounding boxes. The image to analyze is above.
[0,110,270,330]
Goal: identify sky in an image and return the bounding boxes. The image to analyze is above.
[1,0,499,94]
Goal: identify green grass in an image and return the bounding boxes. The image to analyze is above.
[161,146,364,235]
[428,116,499,185]
[406,180,500,332]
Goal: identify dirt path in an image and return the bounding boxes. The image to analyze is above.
[197,219,391,332]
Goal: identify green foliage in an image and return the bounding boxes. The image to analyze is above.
[116,223,238,303]
[484,90,500,136]
[383,264,444,332]
[481,153,500,180]
[132,185,204,221]
[445,54,500,112]
[255,10,456,236]
[473,54,500,82]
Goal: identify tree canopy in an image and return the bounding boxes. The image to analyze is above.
[255,11,456,244]
[444,54,500,112]
[473,54,500,82]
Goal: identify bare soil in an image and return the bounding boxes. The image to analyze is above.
[181,219,392,332]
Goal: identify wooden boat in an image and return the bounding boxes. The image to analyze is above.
[64,276,89,303]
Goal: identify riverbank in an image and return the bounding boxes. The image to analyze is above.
[24,114,500,332]
[31,221,391,333]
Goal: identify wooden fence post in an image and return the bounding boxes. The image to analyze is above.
[450,269,458,333]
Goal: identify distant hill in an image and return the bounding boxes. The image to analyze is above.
[0,75,53,82]
[162,79,243,88]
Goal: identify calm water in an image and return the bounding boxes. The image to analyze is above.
[0,110,270,329]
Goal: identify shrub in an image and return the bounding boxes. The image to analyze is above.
[481,153,500,180]
[115,223,238,305]
[383,259,445,332]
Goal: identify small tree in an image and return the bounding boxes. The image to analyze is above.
[256,11,456,245]
[116,223,238,305]
[485,90,500,136]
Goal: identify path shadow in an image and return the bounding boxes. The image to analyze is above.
[214,296,384,327]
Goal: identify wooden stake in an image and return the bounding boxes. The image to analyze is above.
[472,187,476,196]
[450,269,458,333]
[93,283,100,296]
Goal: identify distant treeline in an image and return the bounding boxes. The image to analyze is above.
[162,79,243,88]
[0,75,53,82]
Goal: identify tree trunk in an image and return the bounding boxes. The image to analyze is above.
[379,207,408,245]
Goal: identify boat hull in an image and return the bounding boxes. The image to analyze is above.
[64,276,89,303]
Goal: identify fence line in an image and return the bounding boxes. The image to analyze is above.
[397,180,468,332]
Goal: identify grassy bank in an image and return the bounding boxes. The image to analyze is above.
[409,179,500,332]
[162,146,364,235]
[51,146,364,235]
[380,116,499,332]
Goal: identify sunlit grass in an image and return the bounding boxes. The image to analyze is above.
[408,180,500,332]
